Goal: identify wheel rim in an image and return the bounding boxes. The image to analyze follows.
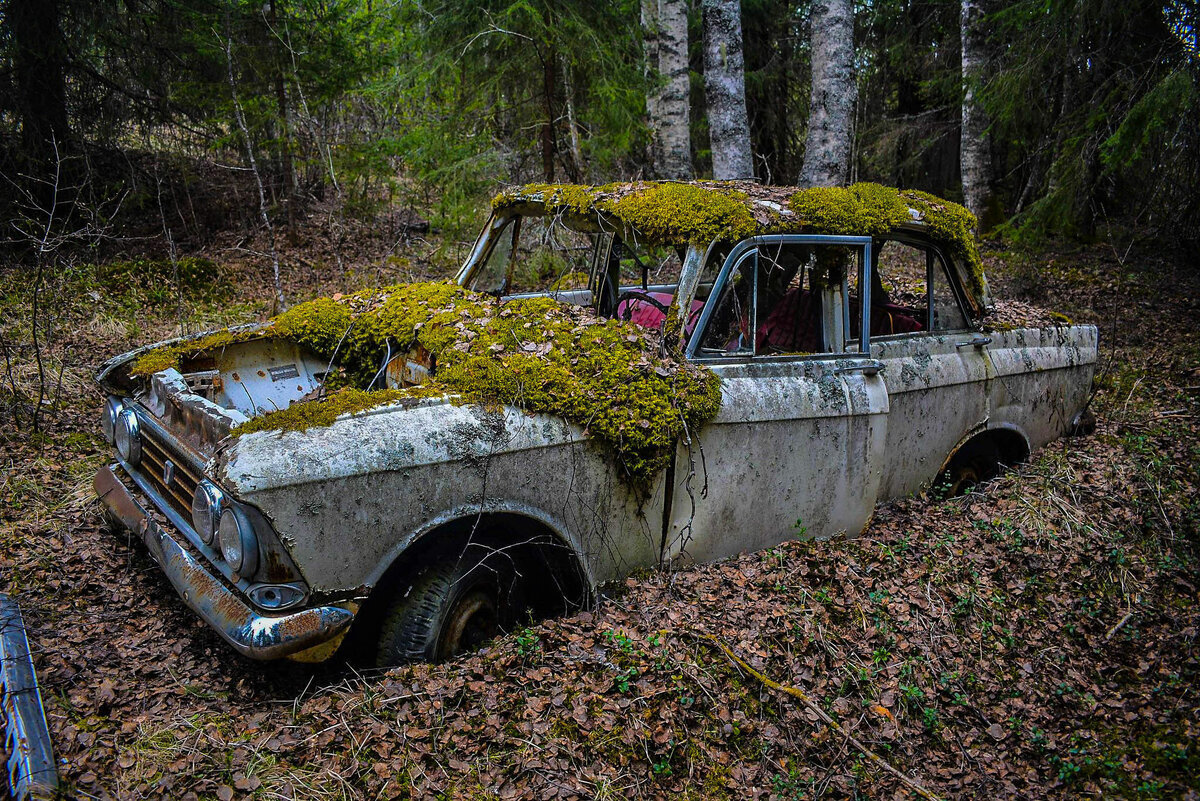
[947,464,981,496]
[438,589,499,658]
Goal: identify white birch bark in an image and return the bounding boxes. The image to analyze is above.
[960,0,993,222]
[702,0,754,180]
[657,0,692,179]
[798,0,856,187]
[643,0,692,179]
[642,0,663,170]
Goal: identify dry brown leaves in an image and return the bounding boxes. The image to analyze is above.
[2,233,1198,799]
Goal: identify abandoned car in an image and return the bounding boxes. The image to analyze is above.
[93,182,1097,665]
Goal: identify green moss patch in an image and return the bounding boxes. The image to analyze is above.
[786,183,911,237]
[604,183,758,244]
[131,328,260,376]
[140,282,722,487]
[899,189,987,301]
[231,388,412,435]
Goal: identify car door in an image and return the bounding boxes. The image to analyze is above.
[864,237,991,498]
[662,235,890,565]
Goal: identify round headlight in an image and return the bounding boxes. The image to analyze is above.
[190,481,224,545]
[101,397,123,444]
[114,409,141,465]
[218,506,258,576]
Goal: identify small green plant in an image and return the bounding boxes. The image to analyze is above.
[603,629,636,655]
[614,667,638,693]
[514,627,541,657]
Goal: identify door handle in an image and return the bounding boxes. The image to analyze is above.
[955,335,992,349]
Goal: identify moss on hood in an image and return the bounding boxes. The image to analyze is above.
[138,282,722,488]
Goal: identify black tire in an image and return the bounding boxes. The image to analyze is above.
[936,440,1003,498]
[375,544,515,666]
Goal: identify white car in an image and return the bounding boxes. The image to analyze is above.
[94,181,1097,664]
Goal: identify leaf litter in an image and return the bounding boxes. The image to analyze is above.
[0,225,1198,799]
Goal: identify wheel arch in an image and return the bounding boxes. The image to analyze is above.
[939,423,1032,475]
[345,505,593,659]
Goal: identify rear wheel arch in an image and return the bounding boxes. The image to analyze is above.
[935,426,1031,496]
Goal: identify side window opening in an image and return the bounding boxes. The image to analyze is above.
[608,238,707,340]
[509,216,597,295]
[697,242,854,358]
[846,240,968,343]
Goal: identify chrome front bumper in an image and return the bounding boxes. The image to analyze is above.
[93,465,353,660]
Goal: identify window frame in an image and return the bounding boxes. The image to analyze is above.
[867,234,974,340]
[686,234,875,362]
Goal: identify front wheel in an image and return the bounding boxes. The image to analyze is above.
[375,545,515,666]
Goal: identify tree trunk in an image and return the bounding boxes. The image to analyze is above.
[541,52,558,183]
[960,0,993,226]
[658,0,692,179]
[798,0,856,188]
[7,0,70,166]
[702,0,753,180]
[641,0,663,171]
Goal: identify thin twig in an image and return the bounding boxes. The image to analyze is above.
[703,634,943,801]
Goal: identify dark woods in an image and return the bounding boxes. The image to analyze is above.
[0,0,1196,263]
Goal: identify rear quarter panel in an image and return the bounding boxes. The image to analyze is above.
[984,324,1098,450]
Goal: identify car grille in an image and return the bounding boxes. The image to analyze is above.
[137,433,201,520]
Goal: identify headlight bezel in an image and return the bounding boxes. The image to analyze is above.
[101,397,123,444]
[114,408,141,465]
[218,505,259,577]
[190,481,225,546]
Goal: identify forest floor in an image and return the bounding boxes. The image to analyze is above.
[1,199,1198,800]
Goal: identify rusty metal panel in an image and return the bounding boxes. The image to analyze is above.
[0,594,58,800]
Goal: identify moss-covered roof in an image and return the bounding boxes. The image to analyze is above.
[492,181,988,309]
[134,282,722,489]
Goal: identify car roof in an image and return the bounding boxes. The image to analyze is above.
[491,180,989,313]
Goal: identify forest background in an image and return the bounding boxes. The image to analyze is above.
[1,1,1199,798]
[1,0,1197,273]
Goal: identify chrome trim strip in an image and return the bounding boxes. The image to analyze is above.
[93,467,352,660]
[0,594,58,800]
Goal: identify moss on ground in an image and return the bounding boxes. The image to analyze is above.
[137,282,722,487]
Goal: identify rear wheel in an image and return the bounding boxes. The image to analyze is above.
[375,544,515,666]
[937,440,1003,497]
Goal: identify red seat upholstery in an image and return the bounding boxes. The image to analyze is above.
[756,289,822,352]
[616,292,706,339]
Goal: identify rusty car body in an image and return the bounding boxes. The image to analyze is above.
[94,182,1097,664]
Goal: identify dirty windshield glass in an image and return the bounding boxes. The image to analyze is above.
[470,215,600,296]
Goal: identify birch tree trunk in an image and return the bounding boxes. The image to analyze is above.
[960,0,993,224]
[702,0,754,180]
[657,0,692,179]
[798,0,856,187]
[643,0,692,179]
[642,0,663,170]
